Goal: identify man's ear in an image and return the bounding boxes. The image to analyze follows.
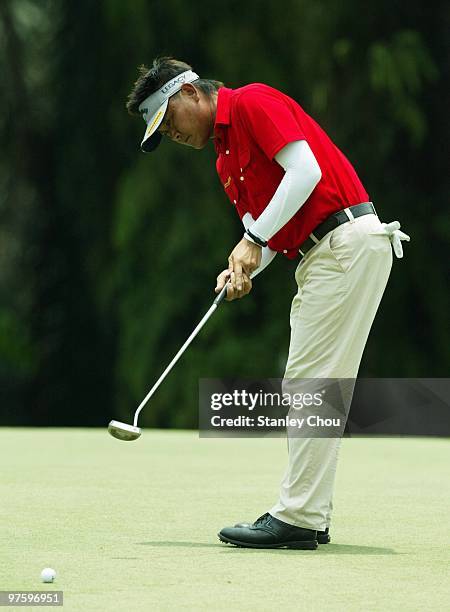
[180,83,199,100]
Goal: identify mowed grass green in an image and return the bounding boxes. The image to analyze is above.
[0,429,449,611]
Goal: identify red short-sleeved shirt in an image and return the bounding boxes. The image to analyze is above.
[214,84,370,258]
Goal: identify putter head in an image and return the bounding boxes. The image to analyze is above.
[108,420,142,441]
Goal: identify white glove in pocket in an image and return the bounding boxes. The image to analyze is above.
[380,220,411,258]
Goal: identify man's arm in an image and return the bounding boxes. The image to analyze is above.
[244,140,322,246]
[223,140,322,298]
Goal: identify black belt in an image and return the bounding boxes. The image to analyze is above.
[298,202,377,257]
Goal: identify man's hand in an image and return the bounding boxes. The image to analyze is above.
[215,237,261,301]
[229,237,262,283]
[215,269,252,301]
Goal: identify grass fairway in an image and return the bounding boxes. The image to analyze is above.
[0,429,449,611]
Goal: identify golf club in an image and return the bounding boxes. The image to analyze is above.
[108,282,230,441]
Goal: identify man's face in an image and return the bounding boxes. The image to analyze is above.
[158,84,216,149]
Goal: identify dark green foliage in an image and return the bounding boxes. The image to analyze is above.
[0,0,448,426]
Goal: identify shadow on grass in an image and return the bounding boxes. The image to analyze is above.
[219,544,398,555]
[138,541,218,548]
[138,542,397,555]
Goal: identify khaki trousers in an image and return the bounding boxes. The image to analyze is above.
[269,213,392,530]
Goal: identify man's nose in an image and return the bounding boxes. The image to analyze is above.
[170,130,182,142]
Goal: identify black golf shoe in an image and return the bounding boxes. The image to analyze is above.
[233,520,330,544]
[218,513,318,549]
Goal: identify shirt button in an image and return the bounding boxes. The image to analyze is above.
[233,199,237,204]
[240,176,244,181]
[225,149,230,155]
[283,249,288,254]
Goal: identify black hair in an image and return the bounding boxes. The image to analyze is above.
[126,56,224,115]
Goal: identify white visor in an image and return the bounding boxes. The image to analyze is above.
[138,70,200,153]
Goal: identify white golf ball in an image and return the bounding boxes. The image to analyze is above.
[40,568,56,583]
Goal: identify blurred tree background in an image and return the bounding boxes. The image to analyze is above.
[0,0,448,427]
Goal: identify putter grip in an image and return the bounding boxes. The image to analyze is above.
[214,283,229,305]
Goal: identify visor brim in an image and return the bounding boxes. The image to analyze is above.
[140,99,168,153]
[141,130,162,153]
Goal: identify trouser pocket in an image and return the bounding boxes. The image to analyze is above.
[327,215,391,273]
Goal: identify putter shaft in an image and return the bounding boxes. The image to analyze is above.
[132,283,229,426]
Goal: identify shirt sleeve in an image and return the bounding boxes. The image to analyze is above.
[236,87,306,160]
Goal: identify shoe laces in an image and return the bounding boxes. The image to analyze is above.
[253,513,270,527]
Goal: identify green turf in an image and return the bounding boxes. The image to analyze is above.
[0,429,449,611]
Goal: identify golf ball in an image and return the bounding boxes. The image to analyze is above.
[40,568,56,583]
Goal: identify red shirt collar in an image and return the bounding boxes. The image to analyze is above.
[214,87,233,152]
[215,87,232,128]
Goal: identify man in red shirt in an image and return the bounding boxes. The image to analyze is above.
[127,57,409,549]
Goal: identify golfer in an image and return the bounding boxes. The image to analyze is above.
[126,57,409,549]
